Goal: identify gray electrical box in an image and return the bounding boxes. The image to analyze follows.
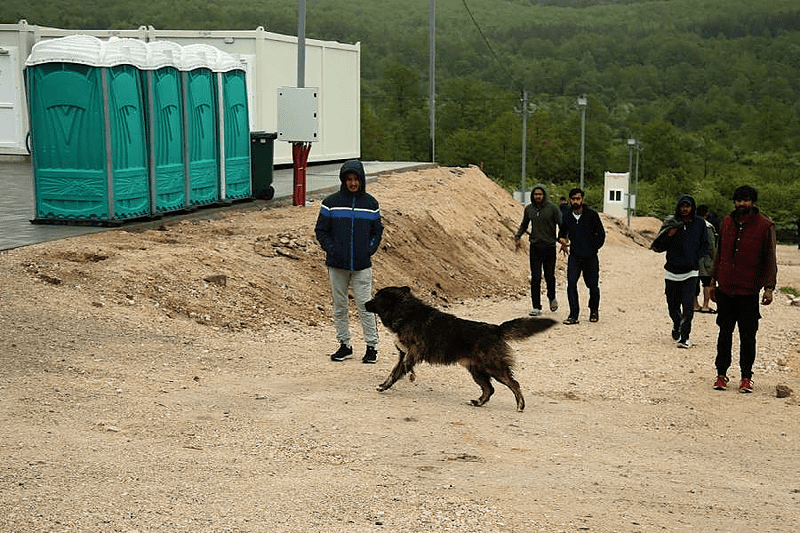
[276,87,319,143]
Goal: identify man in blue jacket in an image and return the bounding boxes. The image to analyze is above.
[651,195,709,349]
[557,188,606,324]
[315,160,383,363]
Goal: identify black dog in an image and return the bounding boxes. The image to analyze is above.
[364,286,556,411]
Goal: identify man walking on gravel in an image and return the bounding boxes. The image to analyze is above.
[710,185,777,393]
[515,184,562,316]
[651,195,709,349]
[315,160,383,364]
[557,188,605,325]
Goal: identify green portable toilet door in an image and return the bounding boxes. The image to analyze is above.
[186,69,219,206]
[30,64,109,220]
[107,65,150,220]
[223,71,251,200]
[152,68,186,213]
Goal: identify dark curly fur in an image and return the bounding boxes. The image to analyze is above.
[365,286,556,411]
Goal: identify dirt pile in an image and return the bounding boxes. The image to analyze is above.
[8,166,563,331]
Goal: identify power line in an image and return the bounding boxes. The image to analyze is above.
[460,0,522,92]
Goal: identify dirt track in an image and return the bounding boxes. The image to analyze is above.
[1,166,799,532]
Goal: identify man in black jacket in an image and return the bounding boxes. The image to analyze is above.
[557,188,606,324]
[651,195,709,349]
[315,160,383,363]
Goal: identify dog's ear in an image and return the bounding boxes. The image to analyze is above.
[399,286,412,295]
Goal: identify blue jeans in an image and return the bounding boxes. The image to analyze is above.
[664,277,697,343]
[566,255,599,320]
[529,244,557,310]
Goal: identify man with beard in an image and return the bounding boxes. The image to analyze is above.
[651,195,709,349]
[515,184,562,316]
[710,185,777,393]
[557,188,605,324]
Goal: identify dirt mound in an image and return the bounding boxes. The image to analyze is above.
[6,166,656,331]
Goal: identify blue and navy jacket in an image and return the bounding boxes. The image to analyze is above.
[315,160,383,271]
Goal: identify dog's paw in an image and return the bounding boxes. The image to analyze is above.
[470,399,481,407]
[377,383,388,392]
[408,370,416,383]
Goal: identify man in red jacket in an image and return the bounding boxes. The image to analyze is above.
[710,185,777,393]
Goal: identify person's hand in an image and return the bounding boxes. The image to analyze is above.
[559,240,569,255]
[667,228,678,237]
[709,281,716,302]
[514,237,521,249]
[762,288,774,305]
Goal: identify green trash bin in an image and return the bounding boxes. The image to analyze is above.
[250,131,277,200]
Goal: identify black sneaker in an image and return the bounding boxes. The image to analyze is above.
[671,328,680,341]
[563,317,579,325]
[589,312,599,322]
[330,344,353,361]
[362,346,378,364]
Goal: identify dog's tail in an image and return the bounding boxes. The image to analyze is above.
[499,317,557,341]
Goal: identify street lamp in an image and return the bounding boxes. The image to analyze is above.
[577,95,587,190]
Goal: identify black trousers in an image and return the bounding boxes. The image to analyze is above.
[566,255,599,319]
[529,244,557,310]
[715,291,761,379]
[665,277,697,343]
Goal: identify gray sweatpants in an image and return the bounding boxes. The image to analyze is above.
[327,266,378,348]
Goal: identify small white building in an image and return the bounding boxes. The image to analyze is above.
[603,171,635,219]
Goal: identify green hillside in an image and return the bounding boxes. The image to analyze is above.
[3,0,800,233]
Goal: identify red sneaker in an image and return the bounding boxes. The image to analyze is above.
[739,378,753,393]
[713,375,729,390]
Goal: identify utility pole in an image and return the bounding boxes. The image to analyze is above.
[627,138,635,227]
[292,0,311,206]
[634,141,640,215]
[577,95,587,191]
[429,0,435,162]
[520,90,528,199]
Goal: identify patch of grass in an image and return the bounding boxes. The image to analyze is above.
[778,286,799,297]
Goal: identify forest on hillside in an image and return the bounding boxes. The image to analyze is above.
[3,0,800,237]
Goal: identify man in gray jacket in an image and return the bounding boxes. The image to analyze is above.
[515,184,562,316]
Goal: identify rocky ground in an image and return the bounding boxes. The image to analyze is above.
[1,165,799,532]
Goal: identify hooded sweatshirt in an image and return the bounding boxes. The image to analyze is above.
[315,160,383,271]
[652,195,709,278]
[515,184,562,246]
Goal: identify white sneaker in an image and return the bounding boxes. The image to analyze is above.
[529,308,542,316]
[549,298,559,312]
[677,339,692,349]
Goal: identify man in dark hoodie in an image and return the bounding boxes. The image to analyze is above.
[651,195,709,349]
[515,184,562,316]
[315,160,383,363]
[557,188,605,324]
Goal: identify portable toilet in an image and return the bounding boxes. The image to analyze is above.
[217,54,250,200]
[25,35,150,223]
[143,40,188,214]
[180,44,220,207]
